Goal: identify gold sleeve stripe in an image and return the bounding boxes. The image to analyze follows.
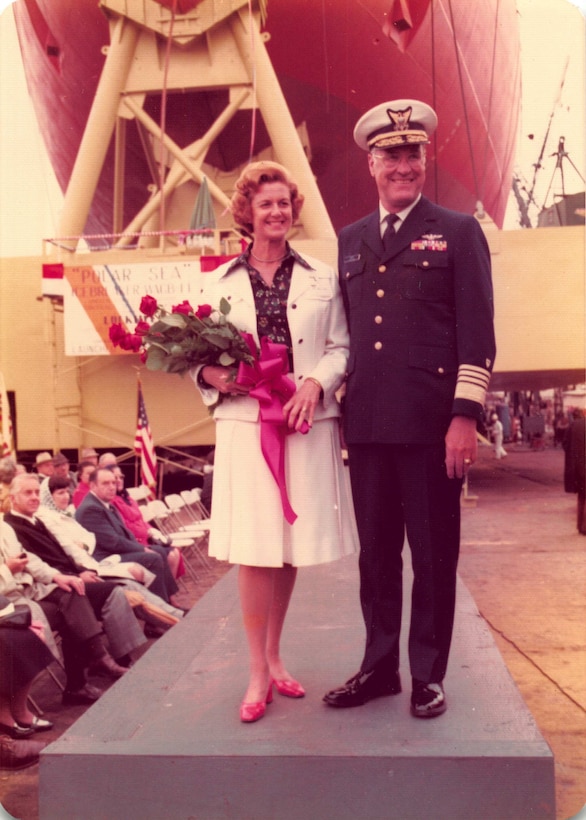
[455,364,491,404]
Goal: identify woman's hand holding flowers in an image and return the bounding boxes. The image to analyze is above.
[200,365,250,395]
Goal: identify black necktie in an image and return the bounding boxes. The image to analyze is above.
[383,213,400,254]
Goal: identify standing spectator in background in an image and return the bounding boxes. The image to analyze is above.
[200,449,215,513]
[491,414,507,459]
[554,413,570,449]
[564,409,586,535]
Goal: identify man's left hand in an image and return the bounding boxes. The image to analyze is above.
[79,570,102,584]
[445,415,477,479]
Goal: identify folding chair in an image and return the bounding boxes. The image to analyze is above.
[164,494,213,577]
[127,484,152,505]
[183,487,212,523]
[164,493,199,529]
[141,500,201,585]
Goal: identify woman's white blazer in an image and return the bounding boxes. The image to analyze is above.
[192,252,349,422]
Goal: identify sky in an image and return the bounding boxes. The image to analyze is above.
[0,0,584,256]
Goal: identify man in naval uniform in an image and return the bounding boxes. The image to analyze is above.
[323,99,496,718]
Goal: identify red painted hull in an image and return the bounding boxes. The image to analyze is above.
[13,0,520,233]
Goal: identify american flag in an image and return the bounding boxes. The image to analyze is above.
[134,382,157,496]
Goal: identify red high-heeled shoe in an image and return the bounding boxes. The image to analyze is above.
[240,683,274,723]
[272,678,306,698]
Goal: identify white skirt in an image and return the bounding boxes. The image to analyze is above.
[209,417,359,567]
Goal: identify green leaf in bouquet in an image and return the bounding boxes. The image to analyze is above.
[218,352,236,366]
[201,330,232,350]
[165,357,189,374]
[145,346,167,371]
[147,319,174,335]
[158,313,187,328]
[219,297,232,316]
[145,340,172,354]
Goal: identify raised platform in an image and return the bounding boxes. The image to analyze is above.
[39,554,555,819]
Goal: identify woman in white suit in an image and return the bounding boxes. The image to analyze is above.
[193,162,357,722]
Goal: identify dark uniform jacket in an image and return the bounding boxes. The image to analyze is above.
[339,196,496,444]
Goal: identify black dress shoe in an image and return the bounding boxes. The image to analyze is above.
[323,669,401,708]
[62,683,103,705]
[87,654,128,679]
[16,715,54,733]
[144,623,168,639]
[410,680,447,718]
[0,721,34,739]
[0,736,45,770]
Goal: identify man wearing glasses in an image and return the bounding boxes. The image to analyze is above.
[324,99,496,718]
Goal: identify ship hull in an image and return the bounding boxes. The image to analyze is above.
[13,0,520,234]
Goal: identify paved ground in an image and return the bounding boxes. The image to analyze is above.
[1,442,585,819]
[458,443,586,820]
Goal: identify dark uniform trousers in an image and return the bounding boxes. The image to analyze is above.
[348,442,462,684]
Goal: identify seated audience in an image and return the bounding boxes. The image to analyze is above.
[75,468,179,605]
[109,465,184,580]
[72,461,95,508]
[0,595,55,734]
[54,453,77,488]
[0,520,138,705]
[34,452,54,478]
[0,612,54,769]
[3,474,147,675]
[39,475,184,627]
[80,448,99,467]
[40,453,77,508]
[0,457,18,515]
[98,453,118,468]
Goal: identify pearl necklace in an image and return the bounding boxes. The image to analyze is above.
[250,249,286,264]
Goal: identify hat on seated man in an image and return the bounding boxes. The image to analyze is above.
[34,452,54,478]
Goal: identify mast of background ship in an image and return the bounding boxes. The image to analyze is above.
[51,0,335,254]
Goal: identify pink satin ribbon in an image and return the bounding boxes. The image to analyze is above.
[237,333,309,524]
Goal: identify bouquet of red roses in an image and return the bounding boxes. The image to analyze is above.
[109,295,255,376]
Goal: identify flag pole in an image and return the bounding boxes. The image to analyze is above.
[134,371,157,498]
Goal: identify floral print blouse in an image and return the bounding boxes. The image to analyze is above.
[227,243,313,372]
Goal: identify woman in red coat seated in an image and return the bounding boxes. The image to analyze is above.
[109,466,184,580]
